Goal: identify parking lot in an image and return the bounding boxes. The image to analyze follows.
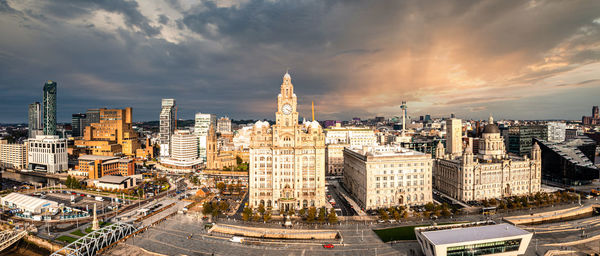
[31,190,125,216]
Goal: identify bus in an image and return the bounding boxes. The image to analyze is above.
[481,207,497,215]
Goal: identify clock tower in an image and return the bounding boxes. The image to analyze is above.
[276,72,298,128]
[248,71,326,212]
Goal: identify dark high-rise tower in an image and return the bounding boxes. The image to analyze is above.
[43,80,57,135]
[28,102,41,138]
[71,113,86,137]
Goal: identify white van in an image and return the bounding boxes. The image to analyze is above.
[229,236,244,243]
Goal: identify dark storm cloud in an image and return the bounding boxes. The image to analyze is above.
[41,0,161,36]
[0,0,599,123]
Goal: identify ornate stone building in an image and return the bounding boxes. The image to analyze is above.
[249,72,326,211]
[433,116,541,202]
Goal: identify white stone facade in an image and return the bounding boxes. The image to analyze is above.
[446,118,462,157]
[434,117,542,202]
[27,135,67,173]
[343,145,434,210]
[249,72,326,211]
[547,122,566,142]
[324,124,377,176]
[217,116,232,134]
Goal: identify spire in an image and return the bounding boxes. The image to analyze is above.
[488,114,494,124]
[312,101,315,121]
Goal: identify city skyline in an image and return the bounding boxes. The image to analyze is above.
[1,0,600,123]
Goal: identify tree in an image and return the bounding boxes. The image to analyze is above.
[327,208,338,224]
[489,198,497,206]
[242,207,252,221]
[236,156,243,165]
[216,182,226,192]
[424,202,435,212]
[307,207,317,223]
[252,212,261,222]
[393,210,401,221]
[258,204,266,215]
[219,201,229,212]
[263,211,272,222]
[299,208,306,217]
[318,207,327,223]
[379,209,389,221]
[202,202,213,216]
[441,208,451,217]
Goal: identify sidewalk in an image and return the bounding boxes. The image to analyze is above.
[331,180,366,216]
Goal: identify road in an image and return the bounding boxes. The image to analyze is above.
[327,184,355,216]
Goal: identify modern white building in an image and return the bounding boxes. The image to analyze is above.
[546,122,566,142]
[324,123,377,176]
[92,175,137,190]
[0,140,27,169]
[159,98,176,157]
[343,145,433,210]
[415,222,532,256]
[27,135,67,173]
[1,192,60,214]
[195,113,216,162]
[217,116,232,134]
[160,129,203,172]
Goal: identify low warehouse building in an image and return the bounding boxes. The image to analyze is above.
[1,192,60,214]
[92,175,137,190]
[415,222,532,256]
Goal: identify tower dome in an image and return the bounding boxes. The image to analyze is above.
[483,114,500,134]
[283,71,291,81]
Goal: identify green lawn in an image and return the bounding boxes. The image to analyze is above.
[85,221,109,233]
[373,222,467,242]
[373,225,426,242]
[70,229,86,237]
[56,235,78,243]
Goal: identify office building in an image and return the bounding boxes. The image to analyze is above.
[535,137,598,186]
[74,108,141,156]
[434,117,541,202]
[159,99,177,157]
[71,113,86,138]
[446,118,462,157]
[415,222,532,256]
[249,72,326,211]
[546,122,566,142]
[324,123,377,176]
[507,125,547,156]
[83,109,100,128]
[217,116,232,134]
[27,135,68,173]
[343,145,433,210]
[43,80,57,135]
[159,130,203,171]
[28,102,42,138]
[0,140,27,169]
[195,113,216,162]
[77,155,135,179]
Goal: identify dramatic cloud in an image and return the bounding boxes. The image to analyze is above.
[0,0,599,123]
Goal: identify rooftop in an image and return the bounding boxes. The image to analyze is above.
[79,155,118,161]
[96,175,131,184]
[419,223,530,245]
[347,145,426,157]
[540,137,597,168]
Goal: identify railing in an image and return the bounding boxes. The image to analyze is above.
[0,229,27,252]
[50,222,137,256]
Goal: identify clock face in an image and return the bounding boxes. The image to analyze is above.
[282,104,292,115]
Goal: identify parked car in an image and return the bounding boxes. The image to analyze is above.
[323,244,334,249]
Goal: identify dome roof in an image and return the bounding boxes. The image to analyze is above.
[483,123,500,134]
[283,71,291,80]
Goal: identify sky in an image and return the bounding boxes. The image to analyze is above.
[1,0,599,123]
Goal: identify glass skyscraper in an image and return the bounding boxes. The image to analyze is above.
[43,80,57,135]
[28,102,41,138]
[71,113,86,137]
